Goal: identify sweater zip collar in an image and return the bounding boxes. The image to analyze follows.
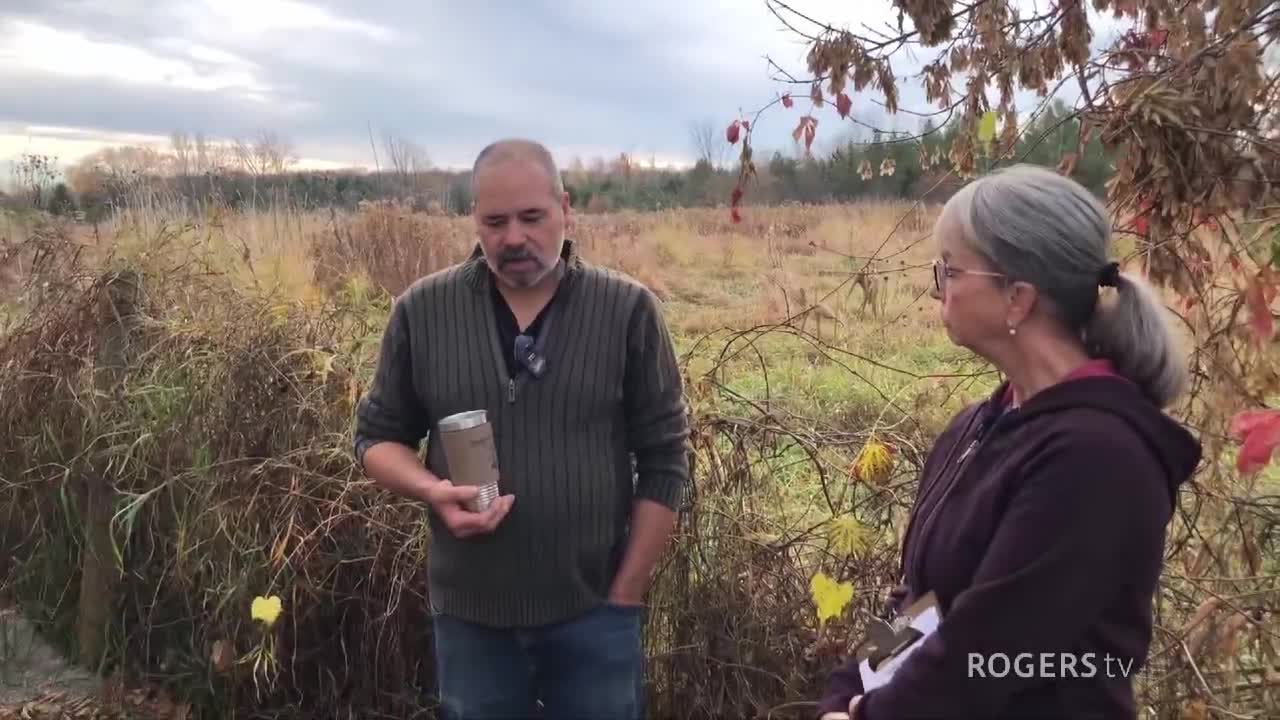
[477,256,573,404]
[486,294,563,404]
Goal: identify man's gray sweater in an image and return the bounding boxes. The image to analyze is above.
[353,240,690,628]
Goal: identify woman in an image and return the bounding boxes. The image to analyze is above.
[817,164,1203,719]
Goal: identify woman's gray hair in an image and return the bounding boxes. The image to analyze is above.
[946,164,1189,408]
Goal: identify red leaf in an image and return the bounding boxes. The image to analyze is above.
[1231,409,1280,474]
[836,92,852,118]
[1133,215,1149,235]
[726,120,741,145]
[792,115,818,154]
[1233,409,1279,437]
[782,93,794,108]
[1147,29,1169,50]
[1245,274,1275,346]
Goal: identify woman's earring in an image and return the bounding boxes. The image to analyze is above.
[1008,325,1017,336]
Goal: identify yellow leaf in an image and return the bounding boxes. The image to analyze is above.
[828,516,872,555]
[251,595,283,627]
[850,439,895,486]
[977,110,998,146]
[810,571,854,626]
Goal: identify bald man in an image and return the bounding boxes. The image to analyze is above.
[353,138,690,720]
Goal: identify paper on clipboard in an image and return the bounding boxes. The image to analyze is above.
[857,602,941,692]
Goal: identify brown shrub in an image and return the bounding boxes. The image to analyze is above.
[312,200,474,297]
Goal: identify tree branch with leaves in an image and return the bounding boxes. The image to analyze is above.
[720,1,1280,715]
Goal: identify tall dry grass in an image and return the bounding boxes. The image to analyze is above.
[0,199,944,719]
[0,198,1270,719]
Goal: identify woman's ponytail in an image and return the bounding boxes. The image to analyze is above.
[1084,270,1190,408]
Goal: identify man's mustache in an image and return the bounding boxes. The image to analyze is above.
[499,249,542,268]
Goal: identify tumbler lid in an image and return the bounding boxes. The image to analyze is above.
[439,409,487,431]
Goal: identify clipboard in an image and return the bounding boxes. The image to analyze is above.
[854,591,942,692]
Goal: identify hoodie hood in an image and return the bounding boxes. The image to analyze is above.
[978,373,1203,504]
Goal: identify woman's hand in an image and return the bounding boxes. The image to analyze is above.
[848,695,863,717]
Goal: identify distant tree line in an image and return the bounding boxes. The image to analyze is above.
[4,100,1113,220]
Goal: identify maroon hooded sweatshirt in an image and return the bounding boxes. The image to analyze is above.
[817,361,1202,719]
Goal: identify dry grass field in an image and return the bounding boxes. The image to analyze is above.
[1,197,991,446]
[0,198,1272,719]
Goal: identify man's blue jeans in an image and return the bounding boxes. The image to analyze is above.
[431,602,646,720]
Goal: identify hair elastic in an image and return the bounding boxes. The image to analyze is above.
[1098,262,1121,288]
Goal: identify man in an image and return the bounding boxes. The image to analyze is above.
[353,138,690,720]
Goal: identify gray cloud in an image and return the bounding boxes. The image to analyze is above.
[1,0,1093,170]
[0,71,299,138]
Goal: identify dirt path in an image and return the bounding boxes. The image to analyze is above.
[0,606,188,719]
[0,606,102,707]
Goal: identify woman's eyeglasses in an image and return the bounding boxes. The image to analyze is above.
[932,258,1007,293]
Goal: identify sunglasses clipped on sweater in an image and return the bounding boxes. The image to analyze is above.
[514,333,547,378]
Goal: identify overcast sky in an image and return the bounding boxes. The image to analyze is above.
[0,1,1129,174]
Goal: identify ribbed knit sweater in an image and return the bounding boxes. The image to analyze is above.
[353,240,691,628]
